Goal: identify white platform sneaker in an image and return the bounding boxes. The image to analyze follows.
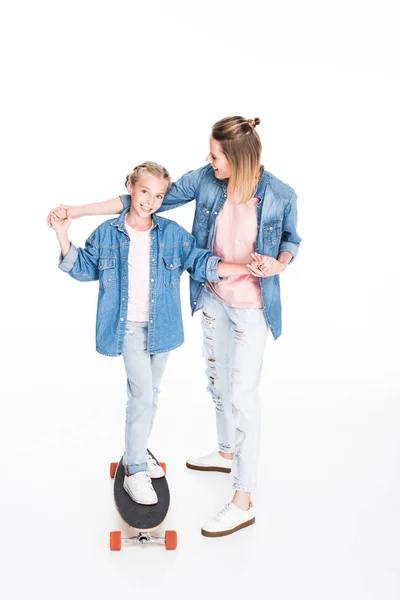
[186,450,233,473]
[123,471,158,505]
[146,451,165,479]
[201,502,255,537]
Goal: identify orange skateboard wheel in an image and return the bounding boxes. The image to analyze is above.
[110,531,122,551]
[160,462,166,475]
[165,530,177,550]
[110,462,118,479]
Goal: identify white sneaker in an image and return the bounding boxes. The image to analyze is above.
[123,471,158,505]
[201,502,255,537]
[146,451,165,479]
[186,450,233,473]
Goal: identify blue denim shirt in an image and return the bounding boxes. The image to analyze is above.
[59,209,222,356]
[121,164,301,339]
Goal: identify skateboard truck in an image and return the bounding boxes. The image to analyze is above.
[110,530,177,551]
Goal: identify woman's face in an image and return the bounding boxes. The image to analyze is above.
[206,137,231,180]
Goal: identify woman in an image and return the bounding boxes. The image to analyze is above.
[48,116,301,537]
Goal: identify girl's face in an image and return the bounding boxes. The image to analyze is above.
[206,137,231,180]
[127,172,168,219]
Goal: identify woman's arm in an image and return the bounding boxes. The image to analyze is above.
[156,166,207,213]
[278,191,302,261]
[47,197,124,226]
[47,165,208,226]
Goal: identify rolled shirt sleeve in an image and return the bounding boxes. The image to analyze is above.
[58,232,100,282]
[59,243,79,272]
[278,191,302,262]
[205,255,223,283]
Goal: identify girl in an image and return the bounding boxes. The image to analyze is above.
[51,161,257,506]
[49,117,301,535]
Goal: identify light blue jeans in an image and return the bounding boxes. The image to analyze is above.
[122,321,169,475]
[201,287,269,492]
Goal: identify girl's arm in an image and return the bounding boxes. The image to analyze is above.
[179,231,256,282]
[217,262,248,277]
[51,215,100,281]
[51,214,72,256]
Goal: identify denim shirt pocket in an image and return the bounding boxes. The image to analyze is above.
[194,203,210,229]
[162,256,182,288]
[263,220,282,247]
[99,256,116,289]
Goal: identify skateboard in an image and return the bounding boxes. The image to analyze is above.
[109,450,177,551]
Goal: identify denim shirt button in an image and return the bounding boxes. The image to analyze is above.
[194,301,197,305]
[201,283,205,286]
[151,279,154,282]
[150,320,153,323]
[151,299,154,302]
[122,298,125,301]
[120,317,124,321]
[152,258,155,261]
[214,212,218,215]
[206,210,209,214]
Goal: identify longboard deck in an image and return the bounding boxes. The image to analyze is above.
[113,451,170,531]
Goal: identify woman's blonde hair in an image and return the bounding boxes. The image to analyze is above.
[211,116,262,204]
[125,161,172,191]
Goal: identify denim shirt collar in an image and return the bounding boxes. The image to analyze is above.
[110,207,163,233]
[255,166,268,200]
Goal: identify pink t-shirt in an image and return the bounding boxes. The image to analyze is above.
[208,197,263,308]
[125,218,151,322]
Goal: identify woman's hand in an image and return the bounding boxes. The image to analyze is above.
[47,204,82,227]
[246,253,287,278]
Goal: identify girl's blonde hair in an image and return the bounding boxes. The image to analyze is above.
[125,161,172,191]
[211,116,262,205]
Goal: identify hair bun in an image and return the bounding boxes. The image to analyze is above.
[248,117,261,129]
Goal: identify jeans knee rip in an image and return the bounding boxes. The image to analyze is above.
[208,387,223,412]
[202,311,216,329]
[233,328,246,344]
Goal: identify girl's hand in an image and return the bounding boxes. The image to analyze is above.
[47,204,81,228]
[50,213,72,235]
[247,253,286,278]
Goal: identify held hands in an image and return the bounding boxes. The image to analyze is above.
[246,253,286,278]
[47,204,81,228]
[50,212,72,236]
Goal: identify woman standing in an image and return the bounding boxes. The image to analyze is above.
[48,116,301,537]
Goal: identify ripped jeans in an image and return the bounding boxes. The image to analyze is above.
[122,322,169,476]
[201,287,269,492]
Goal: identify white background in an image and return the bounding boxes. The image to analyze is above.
[1,1,399,599]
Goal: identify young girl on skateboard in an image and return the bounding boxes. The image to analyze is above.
[50,161,259,507]
[49,116,301,536]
